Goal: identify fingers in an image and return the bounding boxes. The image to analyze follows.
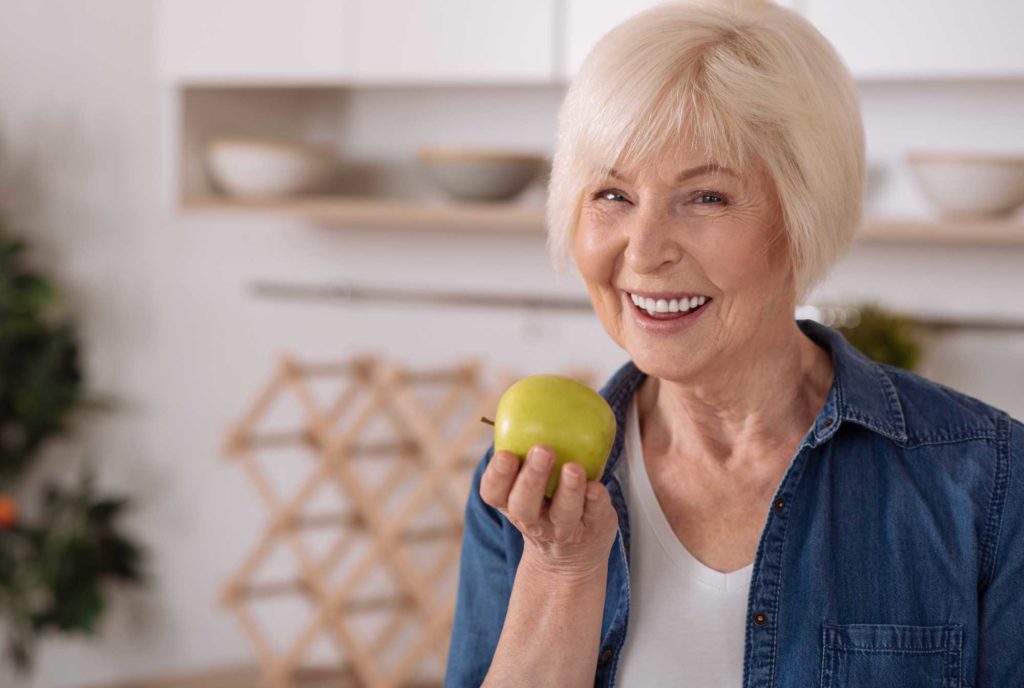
[479,446,602,547]
[581,481,614,527]
[548,462,587,540]
[479,449,521,511]
[506,445,555,531]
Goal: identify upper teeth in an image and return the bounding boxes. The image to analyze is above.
[630,293,708,314]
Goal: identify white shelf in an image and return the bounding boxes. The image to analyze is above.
[180,196,547,233]
[180,196,1024,245]
[855,216,1024,245]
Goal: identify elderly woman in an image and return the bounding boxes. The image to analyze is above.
[444,1,1023,686]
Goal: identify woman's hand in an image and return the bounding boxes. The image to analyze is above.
[479,444,619,580]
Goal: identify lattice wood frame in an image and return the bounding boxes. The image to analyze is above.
[220,353,595,687]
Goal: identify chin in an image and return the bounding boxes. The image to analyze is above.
[629,347,707,383]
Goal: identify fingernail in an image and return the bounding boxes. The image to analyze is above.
[493,453,516,475]
[563,465,582,486]
[529,447,553,472]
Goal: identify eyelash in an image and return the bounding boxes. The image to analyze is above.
[593,189,727,205]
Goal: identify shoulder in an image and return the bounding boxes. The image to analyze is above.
[597,359,647,410]
[876,362,1013,447]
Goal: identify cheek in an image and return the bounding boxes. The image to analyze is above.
[574,223,627,328]
[573,221,617,282]
[697,225,787,293]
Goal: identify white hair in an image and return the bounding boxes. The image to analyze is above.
[546,0,865,303]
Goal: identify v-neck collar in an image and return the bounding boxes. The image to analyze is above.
[622,391,755,591]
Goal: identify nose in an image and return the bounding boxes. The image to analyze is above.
[623,206,684,274]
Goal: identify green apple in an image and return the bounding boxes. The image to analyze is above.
[491,374,617,498]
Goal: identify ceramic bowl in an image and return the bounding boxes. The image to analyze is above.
[205,138,337,199]
[417,147,548,201]
[907,151,1024,218]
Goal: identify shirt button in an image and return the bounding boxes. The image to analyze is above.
[774,498,785,511]
[599,649,613,666]
[753,612,768,626]
[822,418,834,429]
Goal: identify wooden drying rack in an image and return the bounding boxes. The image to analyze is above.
[220,351,594,687]
[247,278,1024,334]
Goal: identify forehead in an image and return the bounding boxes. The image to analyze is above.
[604,162,740,185]
[591,133,756,184]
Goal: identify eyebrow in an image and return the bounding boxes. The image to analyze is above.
[605,163,737,183]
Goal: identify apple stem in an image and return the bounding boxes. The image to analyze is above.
[480,416,495,426]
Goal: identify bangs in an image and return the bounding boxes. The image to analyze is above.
[567,48,761,190]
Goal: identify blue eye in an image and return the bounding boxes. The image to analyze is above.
[596,189,627,203]
[592,189,726,205]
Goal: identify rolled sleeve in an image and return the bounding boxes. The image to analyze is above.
[444,445,513,687]
[977,417,1024,686]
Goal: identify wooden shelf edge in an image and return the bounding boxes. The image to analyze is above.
[180,196,545,233]
[179,198,1024,245]
[856,216,1024,245]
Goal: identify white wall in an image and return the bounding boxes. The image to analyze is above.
[0,1,1021,687]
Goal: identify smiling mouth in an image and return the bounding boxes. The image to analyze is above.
[626,292,712,318]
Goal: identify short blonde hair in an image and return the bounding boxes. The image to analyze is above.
[546,0,865,303]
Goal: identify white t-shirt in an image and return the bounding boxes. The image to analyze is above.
[614,392,754,687]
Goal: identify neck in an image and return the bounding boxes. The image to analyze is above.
[637,320,834,469]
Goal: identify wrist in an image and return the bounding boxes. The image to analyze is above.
[518,547,609,590]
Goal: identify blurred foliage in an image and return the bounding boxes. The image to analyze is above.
[0,226,82,485]
[0,473,145,668]
[0,218,146,671]
[837,302,924,371]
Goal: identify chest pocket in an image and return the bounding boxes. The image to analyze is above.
[820,623,963,688]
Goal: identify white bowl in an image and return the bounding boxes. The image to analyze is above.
[417,147,547,201]
[907,152,1024,218]
[205,138,337,199]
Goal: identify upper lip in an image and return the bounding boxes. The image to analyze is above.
[623,289,710,301]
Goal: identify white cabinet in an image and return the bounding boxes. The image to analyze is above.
[159,0,1024,86]
[563,0,1023,82]
[563,0,663,80]
[158,0,354,82]
[562,0,801,80]
[352,0,557,84]
[803,0,1024,80]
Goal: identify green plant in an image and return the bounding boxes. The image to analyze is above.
[0,230,82,485]
[0,217,145,671]
[0,472,144,668]
[837,302,923,371]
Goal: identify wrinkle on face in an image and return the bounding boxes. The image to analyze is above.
[573,139,834,467]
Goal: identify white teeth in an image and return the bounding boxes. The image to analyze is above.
[628,292,709,315]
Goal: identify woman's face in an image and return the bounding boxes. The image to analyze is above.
[574,141,795,381]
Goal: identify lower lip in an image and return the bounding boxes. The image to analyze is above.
[625,293,712,334]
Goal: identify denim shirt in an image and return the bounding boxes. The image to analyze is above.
[444,319,1024,687]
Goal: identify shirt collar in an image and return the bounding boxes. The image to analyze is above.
[598,318,908,482]
[800,318,908,446]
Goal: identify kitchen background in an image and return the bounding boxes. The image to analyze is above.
[0,1,1022,687]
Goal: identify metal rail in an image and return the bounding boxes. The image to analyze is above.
[248,279,1024,334]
